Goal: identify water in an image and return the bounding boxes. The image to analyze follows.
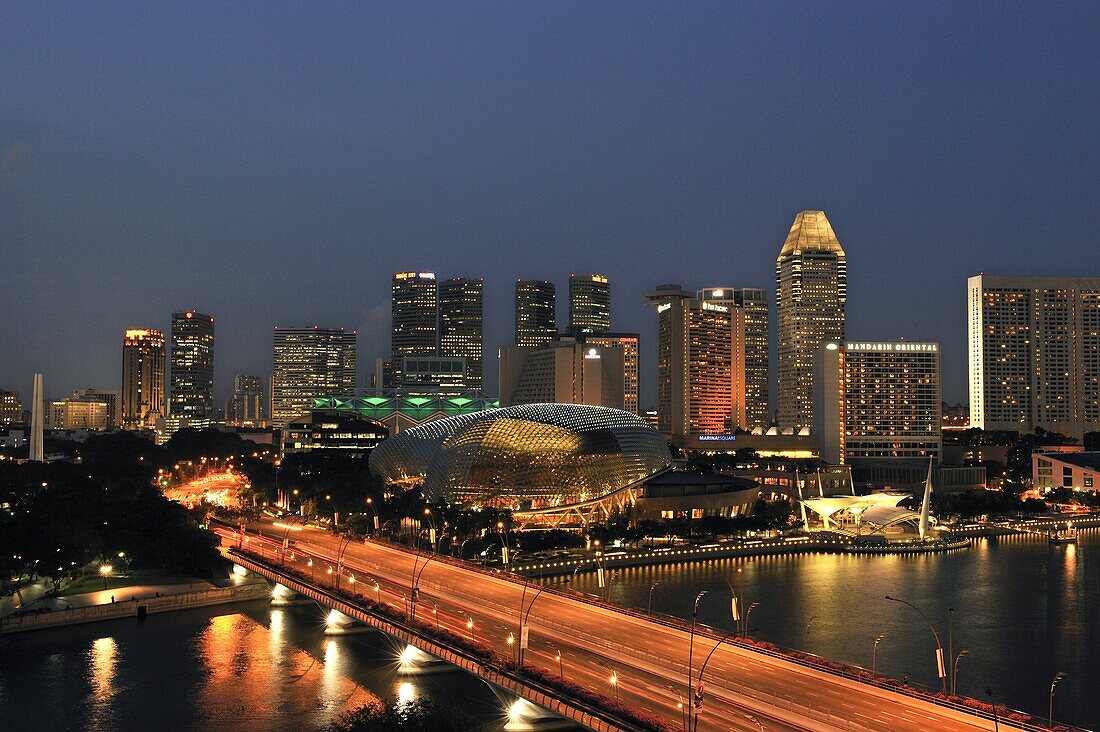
[572,529,1100,729]
[0,600,509,731]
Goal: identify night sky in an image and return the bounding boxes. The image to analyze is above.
[2,2,1098,409]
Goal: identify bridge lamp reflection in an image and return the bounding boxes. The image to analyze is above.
[325,609,343,628]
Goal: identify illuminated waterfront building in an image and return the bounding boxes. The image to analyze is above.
[121,328,165,430]
[390,271,438,385]
[568,273,611,334]
[439,277,484,390]
[0,391,22,425]
[776,210,847,432]
[169,311,215,429]
[499,339,625,410]
[645,284,745,442]
[697,287,770,429]
[272,326,357,427]
[515,279,557,346]
[814,341,941,464]
[967,274,1100,440]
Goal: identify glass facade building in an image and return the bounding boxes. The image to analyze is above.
[272,326,357,427]
[369,403,671,509]
[515,279,557,347]
[697,287,770,429]
[169,311,215,429]
[568,273,611,334]
[439,277,483,390]
[391,272,438,385]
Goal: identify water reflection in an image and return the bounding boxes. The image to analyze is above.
[87,636,118,729]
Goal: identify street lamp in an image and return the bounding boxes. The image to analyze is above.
[986,689,999,732]
[1049,672,1066,728]
[648,580,660,614]
[951,649,969,696]
[872,632,887,678]
[686,590,707,732]
[884,595,947,694]
[99,563,113,590]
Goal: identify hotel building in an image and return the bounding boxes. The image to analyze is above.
[121,328,166,430]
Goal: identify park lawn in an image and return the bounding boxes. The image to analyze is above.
[59,573,209,597]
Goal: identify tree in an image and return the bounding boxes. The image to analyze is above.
[328,697,481,732]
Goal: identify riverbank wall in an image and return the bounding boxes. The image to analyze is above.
[0,581,270,634]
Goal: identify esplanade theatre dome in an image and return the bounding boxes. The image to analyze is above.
[369,404,672,509]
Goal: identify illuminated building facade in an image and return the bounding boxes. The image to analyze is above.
[226,374,266,427]
[568,273,611,334]
[169,311,215,429]
[399,356,469,396]
[515,279,557,346]
[646,285,745,442]
[71,389,119,430]
[281,410,388,457]
[272,326,357,427]
[369,403,671,510]
[499,339,625,410]
[311,392,498,434]
[967,275,1100,439]
[390,271,438,385]
[121,328,165,430]
[0,391,22,425]
[776,210,847,432]
[439,277,483,390]
[815,341,941,464]
[579,332,640,414]
[697,287,770,429]
[48,399,109,431]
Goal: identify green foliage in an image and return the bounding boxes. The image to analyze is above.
[328,697,479,732]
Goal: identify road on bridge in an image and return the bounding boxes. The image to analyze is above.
[237,518,1000,732]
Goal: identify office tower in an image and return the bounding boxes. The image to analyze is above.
[645,285,745,440]
[515,280,557,347]
[399,356,469,396]
[568,273,611,334]
[776,210,847,432]
[439,277,484,390]
[30,374,43,461]
[697,287,770,429]
[49,399,109,431]
[576,333,640,414]
[122,328,166,429]
[226,374,266,427]
[815,341,941,464]
[0,391,22,425]
[390,272,438,386]
[272,326,357,427]
[968,275,1100,439]
[499,340,624,409]
[169,311,215,429]
[71,389,119,430]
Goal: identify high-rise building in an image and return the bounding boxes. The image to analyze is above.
[576,332,640,414]
[0,391,22,425]
[169,311,215,429]
[646,285,745,441]
[49,399,109,431]
[72,389,119,430]
[815,341,941,464]
[226,374,266,427]
[499,340,624,409]
[697,287,770,429]
[776,210,847,432]
[122,328,166,430]
[390,272,438,386]
[515,280,557,347]
[568,274,611,334]
[272,326,357,427]
[968,275,1100,439]
[439,277,484,390]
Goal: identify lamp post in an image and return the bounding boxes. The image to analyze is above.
[693,630,737,732]
[409,549,438,622]
[804,615,817,654]
[596,660,618,704]
[743,601,759,639]
[986,689,999,732]
[872,632,887,678]
[99,563,112,590]
[465,613,475,642]
[686,590,707,732]
[423,507,437,551]
[334,536,353,591]
[951,650,969,696]
[884,595,947,694]
[497,522,511,570]
[648,580,660,614]
[1049,672,1066,729]
[365,497,380,536]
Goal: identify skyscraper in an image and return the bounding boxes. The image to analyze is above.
[776,210,847,432]
[272,326,357,427]
[499,340,624,409]
[390,272,438,385]
[121,328,165,430]
[697,287,770,430]
[515,280,557,346]
[646,285,745,441]
[815,341,942,464]
[967,275,1100,439]
[578,332,640,414]
[169,311,215,428]
[568,273,611,334]
[226,374,266,427]
[439,277,484,390]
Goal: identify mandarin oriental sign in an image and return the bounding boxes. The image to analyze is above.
[845,342,938,352]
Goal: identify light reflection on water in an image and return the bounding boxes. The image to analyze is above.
[0,601,503,731]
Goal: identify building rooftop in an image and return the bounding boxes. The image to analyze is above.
[778,210,845,257]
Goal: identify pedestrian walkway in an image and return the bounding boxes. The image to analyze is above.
[0,578,55,618]
[20,582,217,613]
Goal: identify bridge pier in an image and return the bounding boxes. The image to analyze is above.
[323,608,374,635]
[396,643,453,676]
[503,698,574,731]
[270,583,311,606]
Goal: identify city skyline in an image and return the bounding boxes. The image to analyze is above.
[3,4,1099,412]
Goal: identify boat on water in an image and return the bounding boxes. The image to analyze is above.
[1050,525,1079,544]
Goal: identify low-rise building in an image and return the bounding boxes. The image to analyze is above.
[1033,451,1100,493]
[281,410,388,457]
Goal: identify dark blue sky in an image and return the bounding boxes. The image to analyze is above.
[2,2,1098,409]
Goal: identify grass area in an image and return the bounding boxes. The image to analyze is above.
[58,572,210,597]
